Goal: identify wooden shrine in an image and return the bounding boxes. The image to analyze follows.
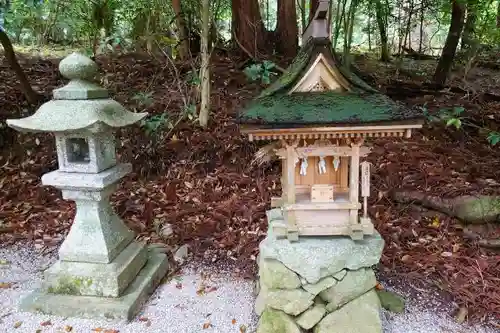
[238,1,424,241]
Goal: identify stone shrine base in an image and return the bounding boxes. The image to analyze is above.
[255,209,385,333]
[19,249,168,320]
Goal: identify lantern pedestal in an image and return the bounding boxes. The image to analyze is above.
[19,163,169,320]
[42,164,134,264]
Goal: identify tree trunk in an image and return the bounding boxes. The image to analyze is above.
[461,0,476,49]
[418,2,424,53]
[368,17,372,50]
[275,0,299,57]
[231,0,267,57]
[432,0,465,86]
[199,0,210,128]
[0,28,42,105]
[299,0,307,33]
[333,0,346,49]
[343,0,358,67]
[403,1,414,50]
[497,0,500,27]
[367,0,372,51]
[172,0,190,60]
[375,0,390,62]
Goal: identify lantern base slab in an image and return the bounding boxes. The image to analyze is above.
[43,241,148,297]
[19,251,168,321]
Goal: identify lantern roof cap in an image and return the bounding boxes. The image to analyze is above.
[7,52,147,133]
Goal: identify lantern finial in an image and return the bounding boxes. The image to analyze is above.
[58,52,98,81]
[53,52,108,100]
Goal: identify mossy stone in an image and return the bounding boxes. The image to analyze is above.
[296,303,327,330]
[321,268,377,311]
[257,308,303,333]
[259,258,301,290]
[256,284,315,316]
[47,276,93,296]
[377,290,405,313]
[314,290,382,333]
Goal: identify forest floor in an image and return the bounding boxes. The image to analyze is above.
[1,48,500,327]
[0,242,497,333]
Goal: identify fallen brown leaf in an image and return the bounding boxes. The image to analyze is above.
[92,329,119,333]
[206,286,218,293]
[40,320,52,326]
[0,282,12,289]
[231,318,237,325]
[202,322,212,329]
[239,324,247,333]
[13,321,22,328]
[455,307,468,324]
[65,325,73,332]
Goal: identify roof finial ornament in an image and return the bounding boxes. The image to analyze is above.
[58,52,98,81]
[53,52,109,100]
[302,0,331,42]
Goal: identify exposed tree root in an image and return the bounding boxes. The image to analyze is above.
[478,238,500,249]
[391,190,500,224]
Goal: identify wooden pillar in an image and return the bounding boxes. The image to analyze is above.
[349,143,361,239]
[285,145,298,241]
[285,145,296,204]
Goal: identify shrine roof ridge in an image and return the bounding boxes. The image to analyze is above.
[237,37,424,128]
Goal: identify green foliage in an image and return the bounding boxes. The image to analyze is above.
[186,70,201,86]
[142,113,169,136]
[425,106,465,128]
[134,90,197,137]
[443,106,465,129]
[487,131,500,146]
[244,60,277,85]
[428,105,500,147]
[0,0,233,55]
[132,91,155,106]
[141,104,197,137]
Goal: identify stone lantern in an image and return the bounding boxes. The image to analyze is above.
[7,53,169,319]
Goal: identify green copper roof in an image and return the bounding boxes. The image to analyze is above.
[238,37,423,127]
[240,90,422,127]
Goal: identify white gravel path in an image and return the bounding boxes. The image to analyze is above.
[0,244,498,333]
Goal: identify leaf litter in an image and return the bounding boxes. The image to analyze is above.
[1,52,499,324]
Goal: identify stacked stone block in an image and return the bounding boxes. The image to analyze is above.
[255,209,385,333]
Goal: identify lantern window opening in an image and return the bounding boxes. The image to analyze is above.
[66,137,91,164]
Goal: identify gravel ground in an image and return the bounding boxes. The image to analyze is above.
[0,244,498,333]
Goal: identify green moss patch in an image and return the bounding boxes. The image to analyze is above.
[47,276,93,295]
[240,90,422,126]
